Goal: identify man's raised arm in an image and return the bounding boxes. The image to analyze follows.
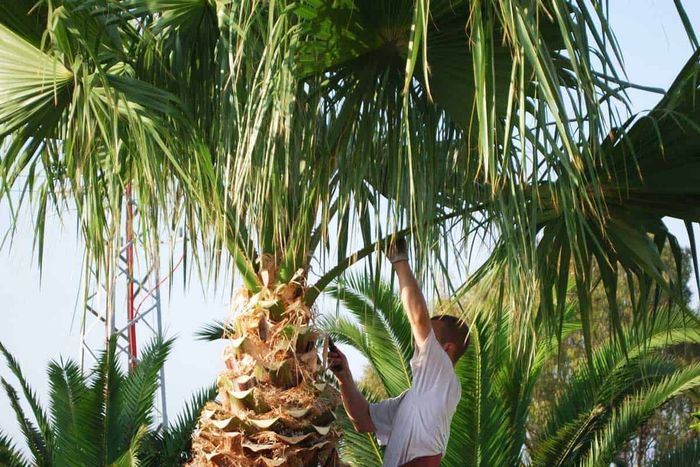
[386,238,432,346]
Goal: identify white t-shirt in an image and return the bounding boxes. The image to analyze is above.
[369,329,461,467]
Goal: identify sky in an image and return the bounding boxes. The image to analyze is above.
[2,0,700,452]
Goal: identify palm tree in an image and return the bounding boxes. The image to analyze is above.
[0,337,215,466]
[2,1,700,464]
[323,272,700,466]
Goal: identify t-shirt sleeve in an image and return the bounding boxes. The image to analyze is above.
[411,329,455,394]
[368,391,406,445]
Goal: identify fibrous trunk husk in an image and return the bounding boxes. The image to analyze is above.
[188,260,341,466]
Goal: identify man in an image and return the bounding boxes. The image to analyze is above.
[328,239,470,467]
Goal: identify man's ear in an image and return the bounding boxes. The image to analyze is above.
[443,342,457,358]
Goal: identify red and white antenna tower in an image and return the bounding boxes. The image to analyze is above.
[79,189,173,428]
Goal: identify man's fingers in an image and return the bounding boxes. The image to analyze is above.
[328,356,345,372]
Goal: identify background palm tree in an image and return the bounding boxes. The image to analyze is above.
[527,247,698,465]
[323,272,700,466]
[0,337,215,466]
[2,1,700,464]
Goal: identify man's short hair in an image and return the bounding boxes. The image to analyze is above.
[431,315,470,360]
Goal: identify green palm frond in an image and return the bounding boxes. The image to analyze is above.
[48,358,102,466]
[0,1,48,47]
[194,320,236,341]
[674,0,700,50]
[319,314,371,356]
[0,430,28,467]
[336,411,384,467]
[0,22,72,138]
[580,364,700,467]
[534,49,700,353]
[445,275,577,467]
[337,273,413,364]
[0,332,202,465]
[324,274,412,397]
[531,311,700,466]
[0,341,52,456]
[89,336,125,465]
[0,378,48,466]
[143,384,217,466]
[0,1,216,284]
[124,0,219,137]
[111,337,173,460]
[110,424,147,467]
[446,314,512,467]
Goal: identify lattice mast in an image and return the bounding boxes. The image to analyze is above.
[79,188,169,428]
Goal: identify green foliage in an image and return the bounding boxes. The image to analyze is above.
[0,429,28,467]
[0,337,215,466]
[652,438,700,467]
[324,272,700,467]
[0,0,215,282]
[142,385,217,466]
[530,313,700,466]
[527,247,699,465]
[5,0,696,340]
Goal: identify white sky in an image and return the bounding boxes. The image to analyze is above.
[2,0,700,452]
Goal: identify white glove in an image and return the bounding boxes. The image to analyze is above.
[385,237,408,264]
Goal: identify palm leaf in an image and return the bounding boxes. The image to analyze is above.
[335,411,383,467]
[531,310,700,466]
[90,336,124,465]
[580,363,700,467]
[338,273,413,365]
[446,311,513,467]
[523,50,700,353]
[48,358,102,466]
[324,274,412,397]
[0,430,29,467]
[0,378,48,466]
[143,384,217,466]
[110,424,147,467]
[194,320,236,342]
[111,337,172,461]
[0,0,48,47]
[0,341,52,457]
[0,1,217,289]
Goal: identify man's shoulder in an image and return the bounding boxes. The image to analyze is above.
[411,331,453,370]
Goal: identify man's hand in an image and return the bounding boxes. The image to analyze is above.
[385,237,408,264]
[329,341,352,384]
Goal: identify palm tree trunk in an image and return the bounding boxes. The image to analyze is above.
[188,258,340,466]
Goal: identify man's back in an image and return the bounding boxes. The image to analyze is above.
[370,330,461,466]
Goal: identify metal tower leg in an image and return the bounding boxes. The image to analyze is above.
[79,196,169,429]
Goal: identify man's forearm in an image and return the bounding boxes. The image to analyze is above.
[338,377,374,432]
[392,260,431,343]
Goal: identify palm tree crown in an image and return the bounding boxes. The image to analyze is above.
[0,337,215,466]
